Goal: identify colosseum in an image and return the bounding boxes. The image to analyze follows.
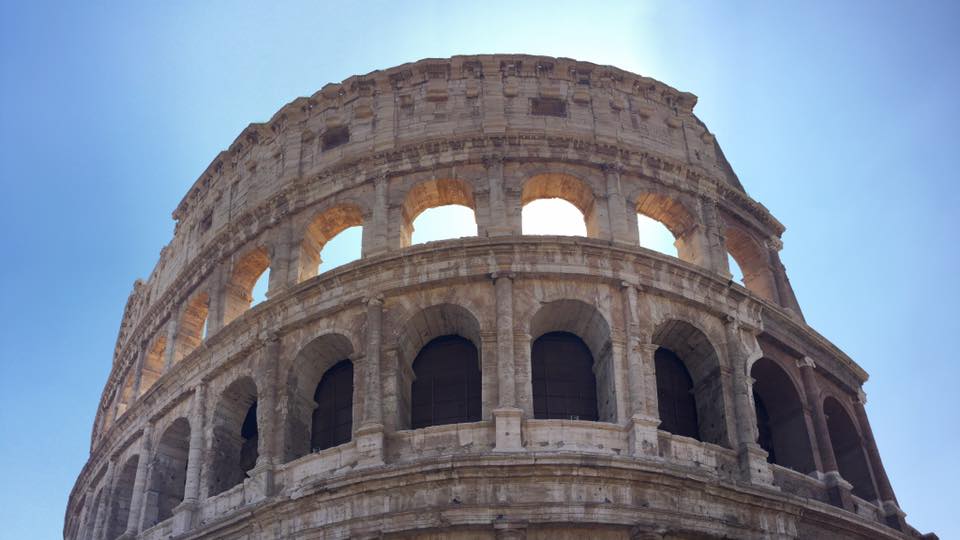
[65,55,936,540]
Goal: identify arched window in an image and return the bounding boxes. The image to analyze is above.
[209,377,258,496]
[725,225,777,302]
[223,247,271,325]
[401,178,477,246]
[115,369,136,419]
[654,347,699,439]
[531,332,598,421]
[521,173,595,237]
[528,299,616,422]
[300,204,364,281]
[85,488,104,540]
[174,290,209,363]
[312,360,354,451]
[634,192,696,260]
[751,358,816,473]
[411,336,481,429]
[824,397,877,500]
[145,418,190,527]
[105,455,138,539]
[284,333,355,462]
[652,319,729,447]
[637,213,678,257]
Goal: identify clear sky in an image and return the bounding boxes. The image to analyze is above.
[1,2,957,538]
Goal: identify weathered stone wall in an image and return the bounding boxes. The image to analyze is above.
[65,55,929,540]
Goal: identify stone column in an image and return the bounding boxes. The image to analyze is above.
[121,423,154,539]
[206,264,227,336]
[248,334,281,502]
[356,296,385,465]
[162,316,179,371]
[268,220,297,295]
[90,459,115,540]
[172,383,206,534]
[484,155,515,237]
[699,196,730,276]
[724,317,774,485]
[130,344,146,399]
[363,175,390,256]
[622,283,659,457]
[797,357,853,510]
[492,272,522,451]
[854,390,906,530]
[603,164,635,245]
[74,486,95,540]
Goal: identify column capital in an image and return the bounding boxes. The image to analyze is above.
[490,271,515,282]
[365,294,384,307]
[856,388,868,405]
[482,153,505,168]
[601,161,624,175]
[797,356,816,369]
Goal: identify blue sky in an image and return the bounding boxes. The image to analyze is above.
[1,2,957,538]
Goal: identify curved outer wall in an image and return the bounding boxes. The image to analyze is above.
[65,55,931,540]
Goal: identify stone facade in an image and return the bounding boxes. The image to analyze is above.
[64,55,935,540]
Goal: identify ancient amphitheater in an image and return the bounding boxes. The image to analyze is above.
[65,55,935,540]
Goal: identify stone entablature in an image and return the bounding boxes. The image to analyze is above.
[66,56,931,540]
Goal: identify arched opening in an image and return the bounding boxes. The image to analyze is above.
[725,225,777,302]
[411,205,478,244]
[411,335,482,428]
[396,304,483,430]
[652,319,729,447]
[85,487,104,540]
[728,253,745,284]
[637,214,678,257]
[139,334,166,397]
[115,369,136,419]
[284,333,355,462]
[654,347,699,439]
[635,192,696,261]
[750,358,816,473]
[144,418,190,527]
[66,493,85,540]
[401,179,477,246]
[312,361,354,451]
[209,377,258,497]
[521,173,595,237]
[105,455,138,539]
[529,299,615,422]
[223,247,271,326]
[532,332,598,420]
[824,397,877,500]
[300,204,364,281]
[174,291,209,363]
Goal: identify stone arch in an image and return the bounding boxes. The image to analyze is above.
[138,333,166,397]
[144,417,190,527]
[394,303,483,430]
[84,486,105,540]
[652,319,730,447]
[115,368,136,419]
[223,246,271,326]
[521,172,600,237]
[400,178,477,247]
[725,224,778,302]
[174,290,209,363]
[66,492,85,540]
[105,454,139,539]
[823,396,878,500]
[284,332,356,462]
[528,299,616,423]
[633,192,700,262]
[750,358,816,473]
[299,202,366,282]
[208,376,259,497]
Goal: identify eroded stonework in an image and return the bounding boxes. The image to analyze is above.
[65,55,936,540]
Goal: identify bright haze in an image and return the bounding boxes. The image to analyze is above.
[1,2,957,538]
